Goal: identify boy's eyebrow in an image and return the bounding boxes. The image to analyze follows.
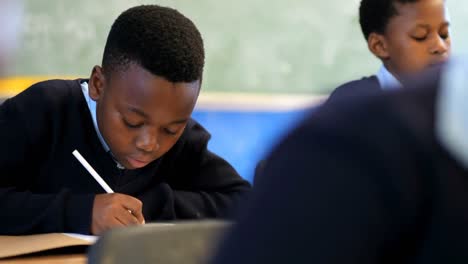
[170,118,189,125]
[127,106,188,124]
[414,21,450,29]
[127,106,148,118]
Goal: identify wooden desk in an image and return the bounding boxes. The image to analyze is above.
[0,254,85,264]
[0,233,92,263]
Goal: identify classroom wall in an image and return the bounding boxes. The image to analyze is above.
[12,0,468,94]
[193,108,308,183]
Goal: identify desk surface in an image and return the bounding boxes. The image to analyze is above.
[0,254,85,264]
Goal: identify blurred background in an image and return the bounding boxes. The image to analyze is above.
[2,0,468,182]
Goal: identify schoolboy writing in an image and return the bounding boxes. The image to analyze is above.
[328,0,450,101]
[0,5,251,235]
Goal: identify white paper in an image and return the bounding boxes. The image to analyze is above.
[63,233,98,243]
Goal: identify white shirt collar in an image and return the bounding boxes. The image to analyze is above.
[80,81,126,169]
[80,81,111,153]
[376,65,402,90]
[436,57,468,169]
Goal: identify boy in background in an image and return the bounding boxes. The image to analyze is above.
[0,5,250,235]
[328,0,450,101]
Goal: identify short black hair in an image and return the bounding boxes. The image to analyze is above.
[102,5,204,83]
[359,0,420,40]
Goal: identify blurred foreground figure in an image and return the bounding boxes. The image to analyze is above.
[211,58,468,264]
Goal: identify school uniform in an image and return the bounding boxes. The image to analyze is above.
[327,65,401,103]
[0,79,251,235]
[211,61,468,263]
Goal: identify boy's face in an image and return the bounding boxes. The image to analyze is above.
[89,63,200,170]
[374,0,450,77]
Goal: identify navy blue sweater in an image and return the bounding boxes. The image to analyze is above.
[0,79,250,235]
[327,75,381,103]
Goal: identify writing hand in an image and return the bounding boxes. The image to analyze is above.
[91,193,145,235]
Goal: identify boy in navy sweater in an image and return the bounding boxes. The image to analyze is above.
[0,5,250,235]
[329,0,450,102]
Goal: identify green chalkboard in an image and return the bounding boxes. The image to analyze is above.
[10,0,468,94]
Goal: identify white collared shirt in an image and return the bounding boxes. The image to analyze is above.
[376,65,402,90]
[82,81,127,170]
[80,81,125,169]
[80,81,111,152]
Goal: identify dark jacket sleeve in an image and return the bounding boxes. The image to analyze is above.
[0,84,95,235]
[139,119,252,221]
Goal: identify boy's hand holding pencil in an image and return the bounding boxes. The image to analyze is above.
[91,193,145,235]
[73,150,145,235]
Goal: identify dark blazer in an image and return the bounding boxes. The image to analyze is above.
[211,67,468,263]
[327,75,381,103]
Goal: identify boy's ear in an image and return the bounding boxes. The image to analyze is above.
[368,32,390,60]
[89,66,106,101]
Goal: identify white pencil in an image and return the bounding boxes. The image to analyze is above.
[72,150,138,219]
[72,149,114,193]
